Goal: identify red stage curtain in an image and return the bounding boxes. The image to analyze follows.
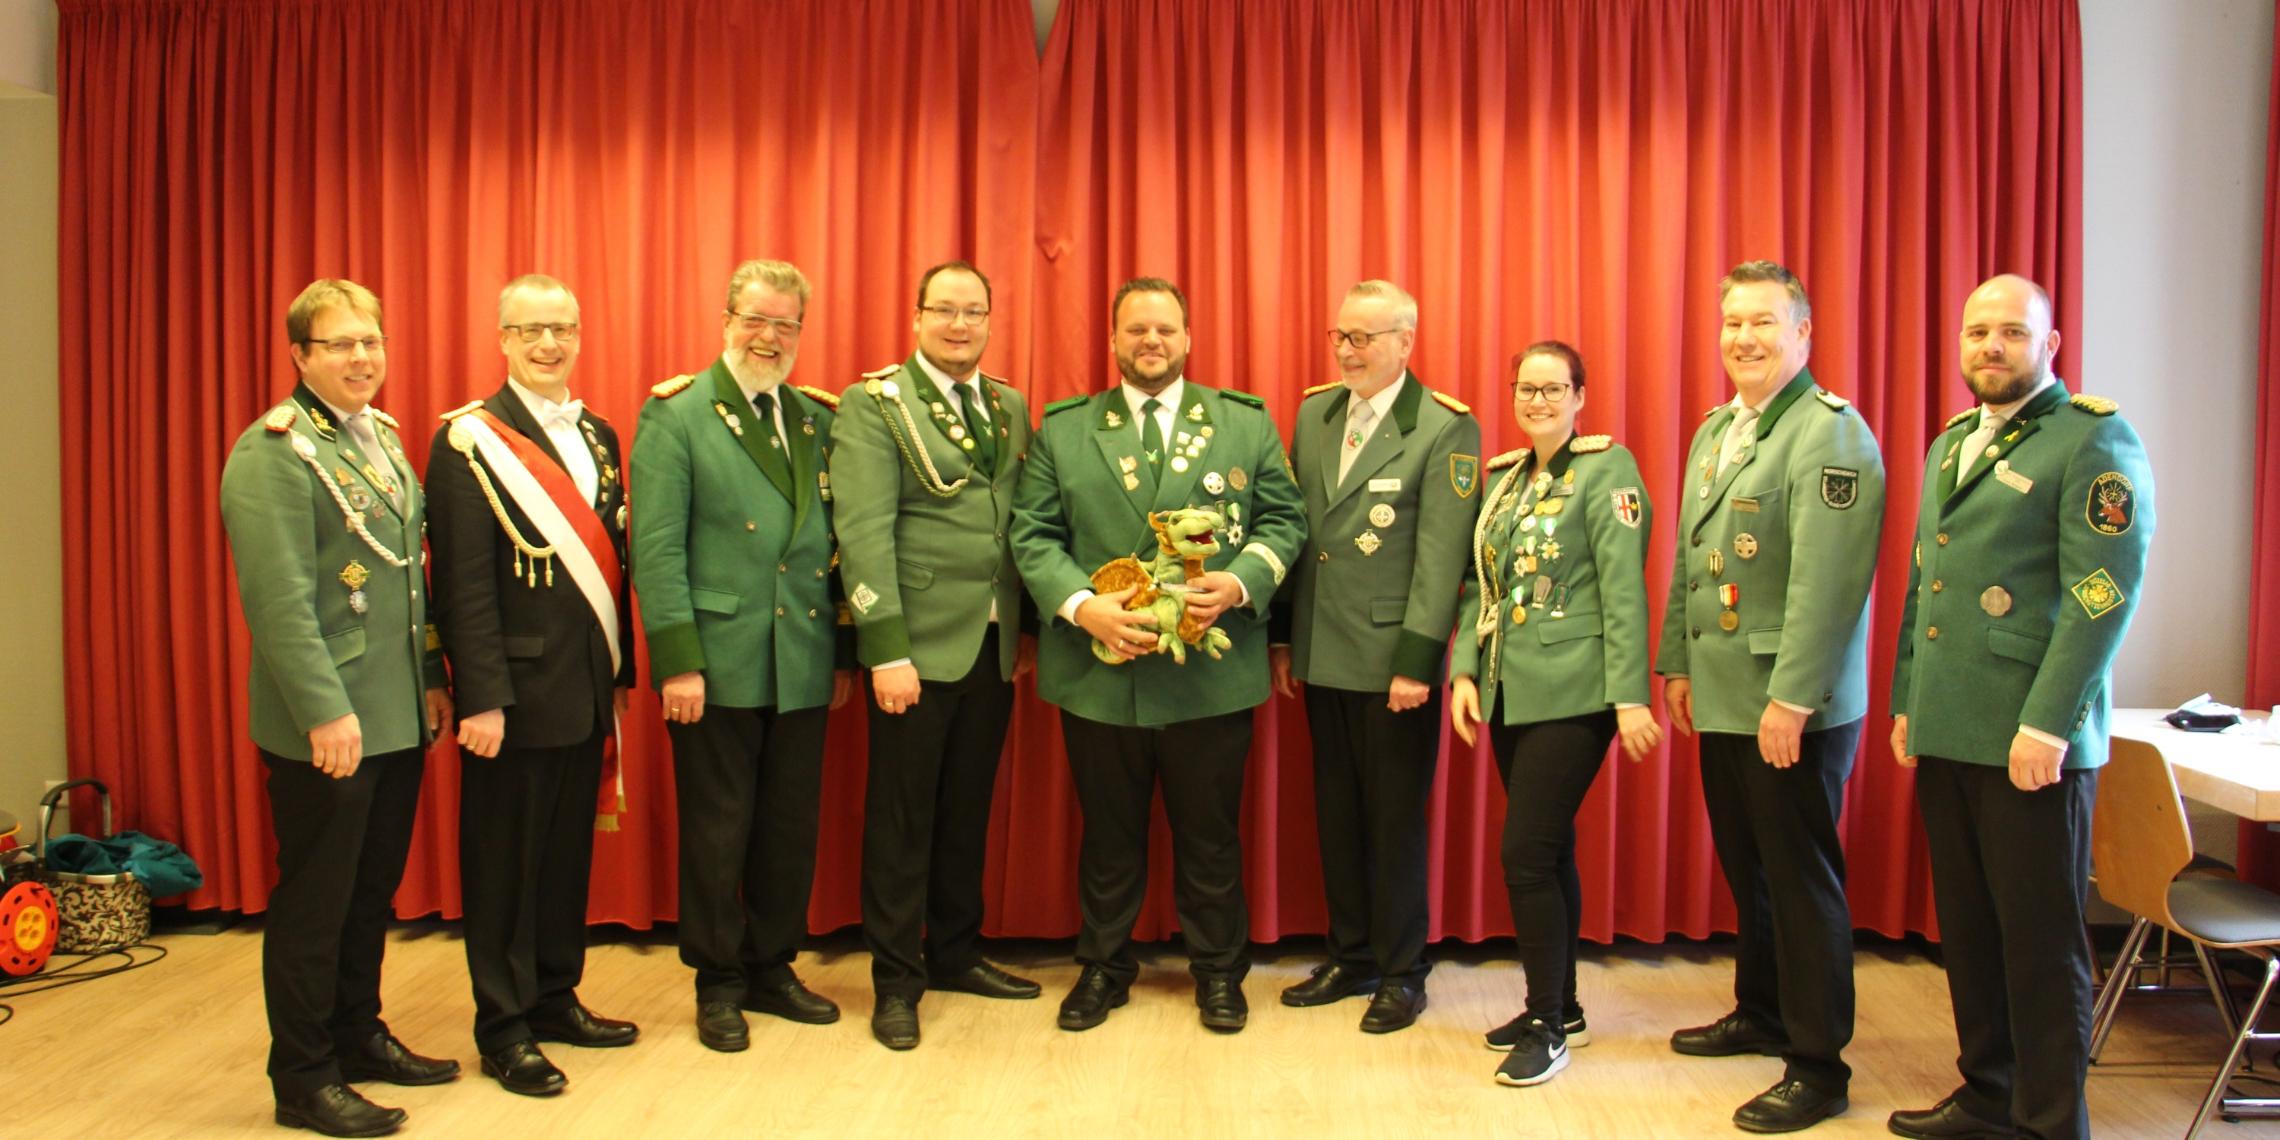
[58,0,2082,944]
[56,0,1044,926]
[2240,8,2280,883]
[1031,0,2080,944]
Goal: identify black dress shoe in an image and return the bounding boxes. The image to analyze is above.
[479,1041,567,1097]
[1887,1096,2010,1139]
[336,1033,461,1086]
[930,961,1043,1000]
[872,995,920,1050]
[1057,966,1129,1031]
[740,978,841,1024]
[1670,1010,1789,1058]
[529,1003,639,1048]
[1280,962,1381,1007]
[696,1000,749,1052]
[1734,1078,1848,1134]
[1359,981,1426,1033]
[274,1083,407,1137]
[1197,976,1248,1033]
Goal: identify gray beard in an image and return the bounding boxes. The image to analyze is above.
[726,348,794,392]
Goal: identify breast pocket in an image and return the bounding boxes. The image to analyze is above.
[1370,597,1405,626]
[323,627,366,666]
[898,559,936,591]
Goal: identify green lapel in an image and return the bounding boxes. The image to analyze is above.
[1691,369,1813,537]
[1151,385,1217,511]
[1946,380,2068,506]
[292,384,403,523]
[1089,389,1154,529]
[709,363,795,505]
[982,378,1018,489]
[1328,374,1422,509]
[1313,385,1352,504]
[784,387,824,535]
[901,355,986,476]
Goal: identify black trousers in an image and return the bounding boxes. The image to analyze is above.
[1914,754,2097,1140]
[260,746,424,1097]
[1698,721,1861,1091]
[667,703,827,1002]
[1302,684,1439,983]
[1061,707,1254,985]
[861,628,1015,1001]
[1488,707,1615,1023]
[459,729,606,1053]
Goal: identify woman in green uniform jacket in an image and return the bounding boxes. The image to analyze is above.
[1449,341,1663,1088]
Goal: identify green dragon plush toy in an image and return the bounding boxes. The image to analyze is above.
[1087,507,1233,665]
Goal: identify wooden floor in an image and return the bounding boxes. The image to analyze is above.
[4,925,2275,1138]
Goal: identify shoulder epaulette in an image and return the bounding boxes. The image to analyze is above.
[1702,404,1724,419]
[439,400,483,422]
[982,371,1014,388]
[1945,408,1979,429]
[368,407,399,429]
[1301,381,1341,398]
[652,374,695,399]
[861,362,901,381]
[1486,448,1530,472]
[2070,393,2119,416]
[1219,389,1267,409]
[1429,390,1472,415]
[795,384,839,410]
[263,405,297,433]
[1813,388,1850,410]
[1569,434,1613,454]
[1043,394,1092,416]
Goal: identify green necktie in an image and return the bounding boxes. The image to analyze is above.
[751,390,794,501]
[954,381,996,477]
[1140,397,1165,469]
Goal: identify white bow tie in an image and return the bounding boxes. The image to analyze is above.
[539,400,584,432]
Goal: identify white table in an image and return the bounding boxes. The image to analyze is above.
[2113,707,2280,821]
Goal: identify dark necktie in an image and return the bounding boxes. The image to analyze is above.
[1139,397,1165,493]
[751,390,794,501]
[953,381,996,477]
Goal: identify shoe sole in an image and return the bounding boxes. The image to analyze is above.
[531,1029,639,1048]
[1057,990,1130,1031]
[872,1032,919,1051]
[1670,1038,1788,1058]
[1493,1047,1570,1087]
[1732,1097,1846,1134]
[275,1107,405,1138]
[478,1061,567,1098]
[337,1068,459,1088]
[931,984,1043,1000]
[1280,982,1382,1008]
[1200,1012,1248,1032]
[697,1031,750,1053]
[740,1004,840,1025]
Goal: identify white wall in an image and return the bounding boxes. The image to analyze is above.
[0,0,53,94]
[2082,0,2271,712]
[0,79,61,832]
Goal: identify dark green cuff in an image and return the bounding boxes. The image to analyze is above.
[857,617,912,668]
[645,621,706,681]
[1390,630,1448,686]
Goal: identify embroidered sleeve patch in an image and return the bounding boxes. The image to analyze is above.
[1449,453,1480,499]
[2087,471,2135,535]
[850,582,879,615]
[1610,487,1642,528]
[2070,567,2125,620]
[1820,467,1859,509]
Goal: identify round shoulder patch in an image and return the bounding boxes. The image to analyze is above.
[2087,470,2135,534]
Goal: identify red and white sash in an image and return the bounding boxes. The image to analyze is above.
[455,409,623,671]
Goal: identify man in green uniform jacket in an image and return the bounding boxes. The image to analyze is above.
[1884,275,2154,1140]
[1011,277,1306,1034]
[1268,280,1479,1032]
[629,259,853,1054]
[220,278,456,1138]
[833,260,1041,1051]
[1653,260,1886,1134]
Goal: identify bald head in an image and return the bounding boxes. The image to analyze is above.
[1958,274,2060,404]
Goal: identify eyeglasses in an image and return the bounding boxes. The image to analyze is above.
[920,305,991,326]
[304,336,388,356]
[504,322,580,343]
[1513,382,1573,405]
[729,311,804,336]
[1327,327,1403,350]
